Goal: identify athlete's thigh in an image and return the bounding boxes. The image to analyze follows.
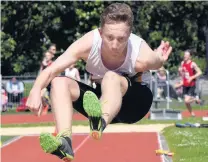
[51,76,80,101]
[119,75,129,96]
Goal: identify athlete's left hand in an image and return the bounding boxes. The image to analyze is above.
[187,77,193,83]
[156,41,173,62]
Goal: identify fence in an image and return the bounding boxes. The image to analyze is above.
[1,72,207,112]
[149,70,171,109]
[147,69,206,110]
[1,73,91,111]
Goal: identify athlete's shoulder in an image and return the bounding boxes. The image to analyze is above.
[129,33,143,40]
[129,33,144,47]
[79,29,100,45]
[75,30,95,50]
[68,30,95,60]
[80,30,94,41]
[190,61,197,68]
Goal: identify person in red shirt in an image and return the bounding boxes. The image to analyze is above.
[178,49,202,116]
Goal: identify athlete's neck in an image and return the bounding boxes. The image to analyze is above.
[101,47,127,70]
[184,60,191,64]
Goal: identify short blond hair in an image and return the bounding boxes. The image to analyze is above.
[100,3,134,31]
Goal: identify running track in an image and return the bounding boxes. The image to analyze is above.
[1,133,162,162]
[2,110,207,162]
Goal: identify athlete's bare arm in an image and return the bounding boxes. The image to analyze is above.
[32,31,93,91]
[26,31,93,113]
[135,40,172,72]
[191,62,202,80]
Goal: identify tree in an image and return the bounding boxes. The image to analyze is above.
[1,1,207,75]
[1,1,76,75]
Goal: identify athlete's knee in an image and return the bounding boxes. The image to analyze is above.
[184,96,191,104]
[51,77,80,101]
[103,71,120,83]
[51,77,70,89]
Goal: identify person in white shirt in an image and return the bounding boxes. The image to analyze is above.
[6,77,24,104]
[65,64,81,81]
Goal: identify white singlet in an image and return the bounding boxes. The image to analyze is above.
[86,29,144,80]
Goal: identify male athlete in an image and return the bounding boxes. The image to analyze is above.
[26,3,172,161]
[178,50,202,116]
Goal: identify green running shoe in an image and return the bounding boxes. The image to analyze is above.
[39,132,74,162]
[83,91,103,140]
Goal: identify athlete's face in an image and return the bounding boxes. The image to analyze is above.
[100,22,131,57]
[184,51,191,62]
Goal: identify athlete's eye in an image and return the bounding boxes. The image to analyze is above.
[118,37,125,42]
[107,35,113,41]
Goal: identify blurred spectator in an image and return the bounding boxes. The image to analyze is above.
[156,67,182,102]
[65,64,81,81]
[5,77,24,105]
[48,43,57,56]
[39,50,54,115]
[1,84,8,112]
[174,81,183,98]
[39,51,54,73]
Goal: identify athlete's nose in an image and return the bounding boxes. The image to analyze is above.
[112,40,119,50]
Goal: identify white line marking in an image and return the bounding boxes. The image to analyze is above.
[74,135,90,153]
[157,132,165,162]
[1,136,23,149]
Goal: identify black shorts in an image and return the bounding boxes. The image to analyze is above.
[183,86,196,97]
[72,78,153,124]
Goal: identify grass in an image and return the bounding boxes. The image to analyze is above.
[24,82,33,97]
[138,117,207,124]
[1,136,16,144]
[153,96,208,111]
[162,126,208,162]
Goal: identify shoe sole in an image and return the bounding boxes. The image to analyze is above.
[83,91,102,140]
[40,132,61,153]
[39,133,74,161]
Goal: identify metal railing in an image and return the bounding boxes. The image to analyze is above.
[1,73,91,111]
[149,70,171,109]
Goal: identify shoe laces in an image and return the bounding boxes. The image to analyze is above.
[57,128,72,138]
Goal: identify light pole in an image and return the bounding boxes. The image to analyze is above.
[203,26,208,77]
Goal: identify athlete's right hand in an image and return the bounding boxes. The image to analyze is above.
[26,88,43,116]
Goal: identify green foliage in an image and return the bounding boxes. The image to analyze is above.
[1,1,76,75]
[1,1,208,75]
[1,32,16,59]
[73,1,105,39]
[192,57,207,73]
